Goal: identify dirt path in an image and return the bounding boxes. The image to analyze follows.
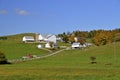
[8,48,66,63]
[38,49,65,58]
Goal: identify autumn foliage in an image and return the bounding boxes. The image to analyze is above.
[93,30,113,46]
[57,28,120,46]
[69,34,75,43]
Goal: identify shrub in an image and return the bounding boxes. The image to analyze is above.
[90,56,97,64]
[0,51,10,64]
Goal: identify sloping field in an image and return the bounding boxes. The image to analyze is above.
[0,40,120,80]
[0,33,48,59]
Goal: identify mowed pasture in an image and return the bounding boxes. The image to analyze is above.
[0,34,120,80]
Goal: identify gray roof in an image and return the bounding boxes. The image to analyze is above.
[72,42,80,45]
[24,36,34,39]
[41,34,54,39]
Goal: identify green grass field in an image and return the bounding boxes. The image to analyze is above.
[0,40,48,60]
[0,33,49,60]
[0,34,120,80]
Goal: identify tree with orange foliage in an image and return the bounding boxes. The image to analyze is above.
[78,37,86,45]
[69,34,75,43]
[93,30,113,46]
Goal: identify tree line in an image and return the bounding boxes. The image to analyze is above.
[57,28,120,46]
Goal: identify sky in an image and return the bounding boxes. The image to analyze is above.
[0,0,120,36]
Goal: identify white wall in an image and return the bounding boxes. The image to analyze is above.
[47,35,56,43]
[38,34,44,41]
[22,36,34,42]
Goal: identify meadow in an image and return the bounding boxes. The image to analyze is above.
[0,34,120,80]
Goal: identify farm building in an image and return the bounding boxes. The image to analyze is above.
[38,34,48,41]
[45,42,51,48]
[72,42,92,49]
[45,42,58,48]
[22,36,35,42]
[45,34,56,43]
[72,42,81,49]
[37,44,43,49]
[38,34,56,43]
[56,37,63,42]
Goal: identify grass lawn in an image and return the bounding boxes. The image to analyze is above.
[0,41,120,80]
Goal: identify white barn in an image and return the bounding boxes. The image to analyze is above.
[46,34,56,43]
[38,34,56,43]
[38,34,47,41]
[22,36,35,42]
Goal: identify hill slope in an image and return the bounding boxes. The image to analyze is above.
[0,33,120,80]
[0,33,48,59]
[0,42,120,80]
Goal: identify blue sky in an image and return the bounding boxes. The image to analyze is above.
[0,0,120,36]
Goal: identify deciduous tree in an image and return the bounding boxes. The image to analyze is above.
[69,34,75,43]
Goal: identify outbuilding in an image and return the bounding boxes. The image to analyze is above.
[71,42,81,49]
[37,44,43,49]
[22,36,35,42]
[45,42,51,48]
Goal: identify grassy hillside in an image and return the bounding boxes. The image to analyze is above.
[0,40,120,80]
[0,33,48,59]
[17,42,120,68]
[4,33,36,42]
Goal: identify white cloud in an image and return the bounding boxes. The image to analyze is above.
[0,10,8,14]
[15,9,29,15]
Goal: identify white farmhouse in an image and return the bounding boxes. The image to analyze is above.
[22,36,35,42]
